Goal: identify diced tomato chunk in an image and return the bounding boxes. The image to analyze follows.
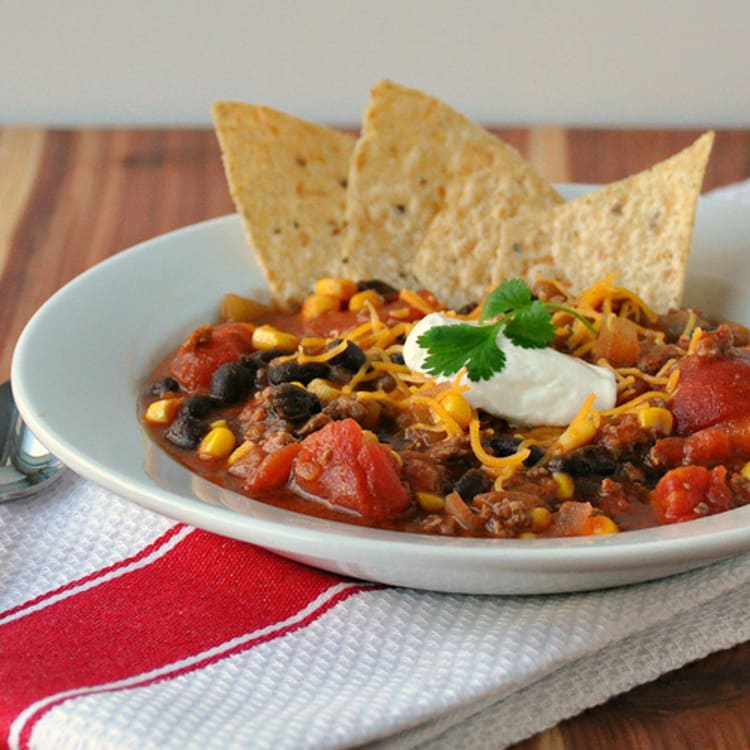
[169,323,255,390]
[683,428,732,466]
[302,310,361,338]
[652,465,733,523]
[291,418,410,521]
[728,416,750,456]
[245,443,302,495]
[672,353,750,435]
[650,428,732,470]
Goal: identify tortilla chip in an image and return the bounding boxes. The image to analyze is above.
[212,101,355,309]
[412,135,563,309]
[342,80,531,290]
[487,131,714,313]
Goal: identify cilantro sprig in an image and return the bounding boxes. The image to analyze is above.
[417,279,595,382]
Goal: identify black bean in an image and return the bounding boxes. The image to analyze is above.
[150,376,180,397]
[456,302,478,316]
[244,348,286,366]
[488,436,544,466]
[179,396,216,419]
[209,361,256,404]
[268,360,331,385]
[165,415,208,449]
[356,279,398,297]
[268,383,321,423]
[488,436,520,456]
[454,469,493,501]
[548,445,619,476]
[390,352,405,365]
[326,339,367,372]
[526,447,546,466]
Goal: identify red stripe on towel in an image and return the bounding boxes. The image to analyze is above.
[0,524,189,622]
[0,528,368,750]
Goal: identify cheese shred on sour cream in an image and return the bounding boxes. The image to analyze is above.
[404,312,617,426]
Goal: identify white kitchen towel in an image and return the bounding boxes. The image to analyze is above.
[2,180,750,750]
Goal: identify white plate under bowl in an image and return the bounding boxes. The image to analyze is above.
[11,186,750,594]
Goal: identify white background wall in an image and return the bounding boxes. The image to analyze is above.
[1,1,748,127]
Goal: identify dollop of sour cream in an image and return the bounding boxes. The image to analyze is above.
[403,312,617,426]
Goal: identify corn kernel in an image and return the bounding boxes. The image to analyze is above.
[144,398,181,425]
[227,440,254,466]
[361,429,379,444]
[349,289,384,312]
[440,393,472,429]
[552,471,575,500]
[416,492,445,513]
[219,293,272,323]
[529,506,552,532]
[307,378,340,402]
[557,415,598,452]
[198,426,237,460]
[518,531,537,539]
[587,515,619,535]
[742,461,750,480]
[314,277,358,301]
[251,325,298,352]
[638,406,674,435]
[301,294,340,319]
[210,418,228,429]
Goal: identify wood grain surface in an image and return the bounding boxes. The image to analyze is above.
[2,126,750,749]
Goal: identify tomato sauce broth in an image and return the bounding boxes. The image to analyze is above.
[141,281,750,539]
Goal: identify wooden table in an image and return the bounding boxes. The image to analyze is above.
[2,127,750,748]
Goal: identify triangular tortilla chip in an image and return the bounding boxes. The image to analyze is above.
[412,135,563,309]
[213,101,355,309]
[342,80,544,290]
[480,131,714,313]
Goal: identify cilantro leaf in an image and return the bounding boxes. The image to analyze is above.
[481,278,533,321]
[462,336,506,382]
[503,299,556,348]
[418,323,505,382]
[415,279,593,382]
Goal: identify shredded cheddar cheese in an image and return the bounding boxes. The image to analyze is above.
[613,367,669,387]
[572,339,596,358]
[687,326,704,354]
[372,322,409,349]
[556,393,600,451]
[297,338,349,363]
[341,362,381,394]
[399,289,439,316]
[388,307,412,319]
[469,413,531,471]
[300,336,331,349]
[412,395,464,437]
[369,360,410,375]
[576,275,658,323]
[680,309,698,341]
[666,368,681,393]
[602,389,672,416]
[243,276,700,503]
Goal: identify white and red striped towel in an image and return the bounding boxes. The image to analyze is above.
[3,470,750,750]
[3,181,750,750]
